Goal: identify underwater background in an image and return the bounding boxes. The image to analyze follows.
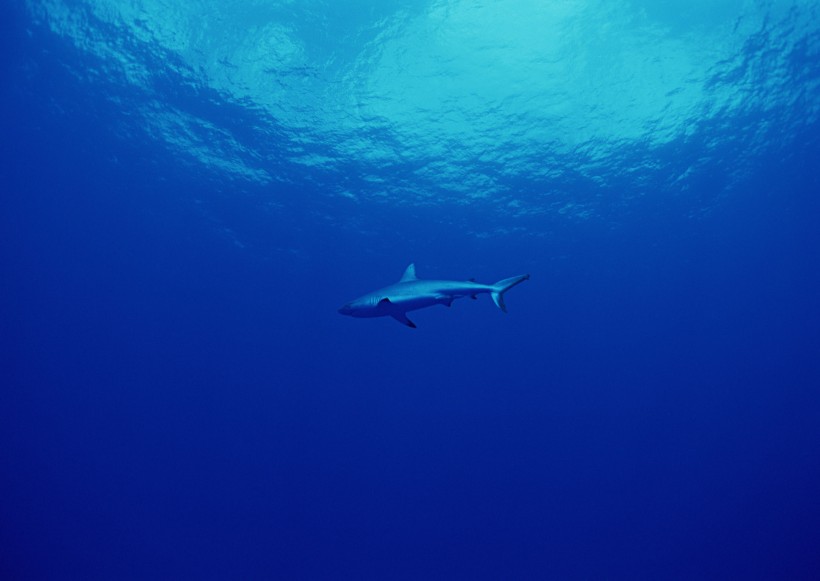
[2,0,819,578]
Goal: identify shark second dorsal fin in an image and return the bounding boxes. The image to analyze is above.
[399,263,417,282]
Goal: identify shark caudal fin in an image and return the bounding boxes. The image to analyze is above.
[490,274,530,313]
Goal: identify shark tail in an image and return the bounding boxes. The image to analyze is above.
[490,274,530,313]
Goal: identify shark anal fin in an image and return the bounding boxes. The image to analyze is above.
[391,313,416,328]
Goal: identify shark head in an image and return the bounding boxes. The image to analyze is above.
[337,303,355,316]
[339,264,417,318]
[338,295,393,318]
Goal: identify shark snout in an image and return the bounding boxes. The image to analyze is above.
[338,303,353,316]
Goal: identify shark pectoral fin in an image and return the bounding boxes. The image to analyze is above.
[391,313,417,328]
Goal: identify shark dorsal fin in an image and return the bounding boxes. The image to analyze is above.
[399,263,417,282]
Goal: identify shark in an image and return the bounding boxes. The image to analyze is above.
[338,264,530,328]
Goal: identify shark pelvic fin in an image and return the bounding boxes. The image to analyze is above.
[436,295,454,307]
[399,263,417,282]
[391,313,417,328]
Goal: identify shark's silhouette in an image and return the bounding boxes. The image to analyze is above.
[338,264,530,328]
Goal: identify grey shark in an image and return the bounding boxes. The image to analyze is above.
[338,264,530,328]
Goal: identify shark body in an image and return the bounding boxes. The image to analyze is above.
[338,264,530,328]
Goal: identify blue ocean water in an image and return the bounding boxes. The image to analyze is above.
[2,0,819,578]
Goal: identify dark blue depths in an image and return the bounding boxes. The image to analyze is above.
[2,2,820,579]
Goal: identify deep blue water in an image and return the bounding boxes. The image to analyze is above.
[2,1,820,579]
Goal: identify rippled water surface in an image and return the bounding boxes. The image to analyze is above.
[25,0,820,224]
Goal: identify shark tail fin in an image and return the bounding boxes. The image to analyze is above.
[490,274,530,313]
